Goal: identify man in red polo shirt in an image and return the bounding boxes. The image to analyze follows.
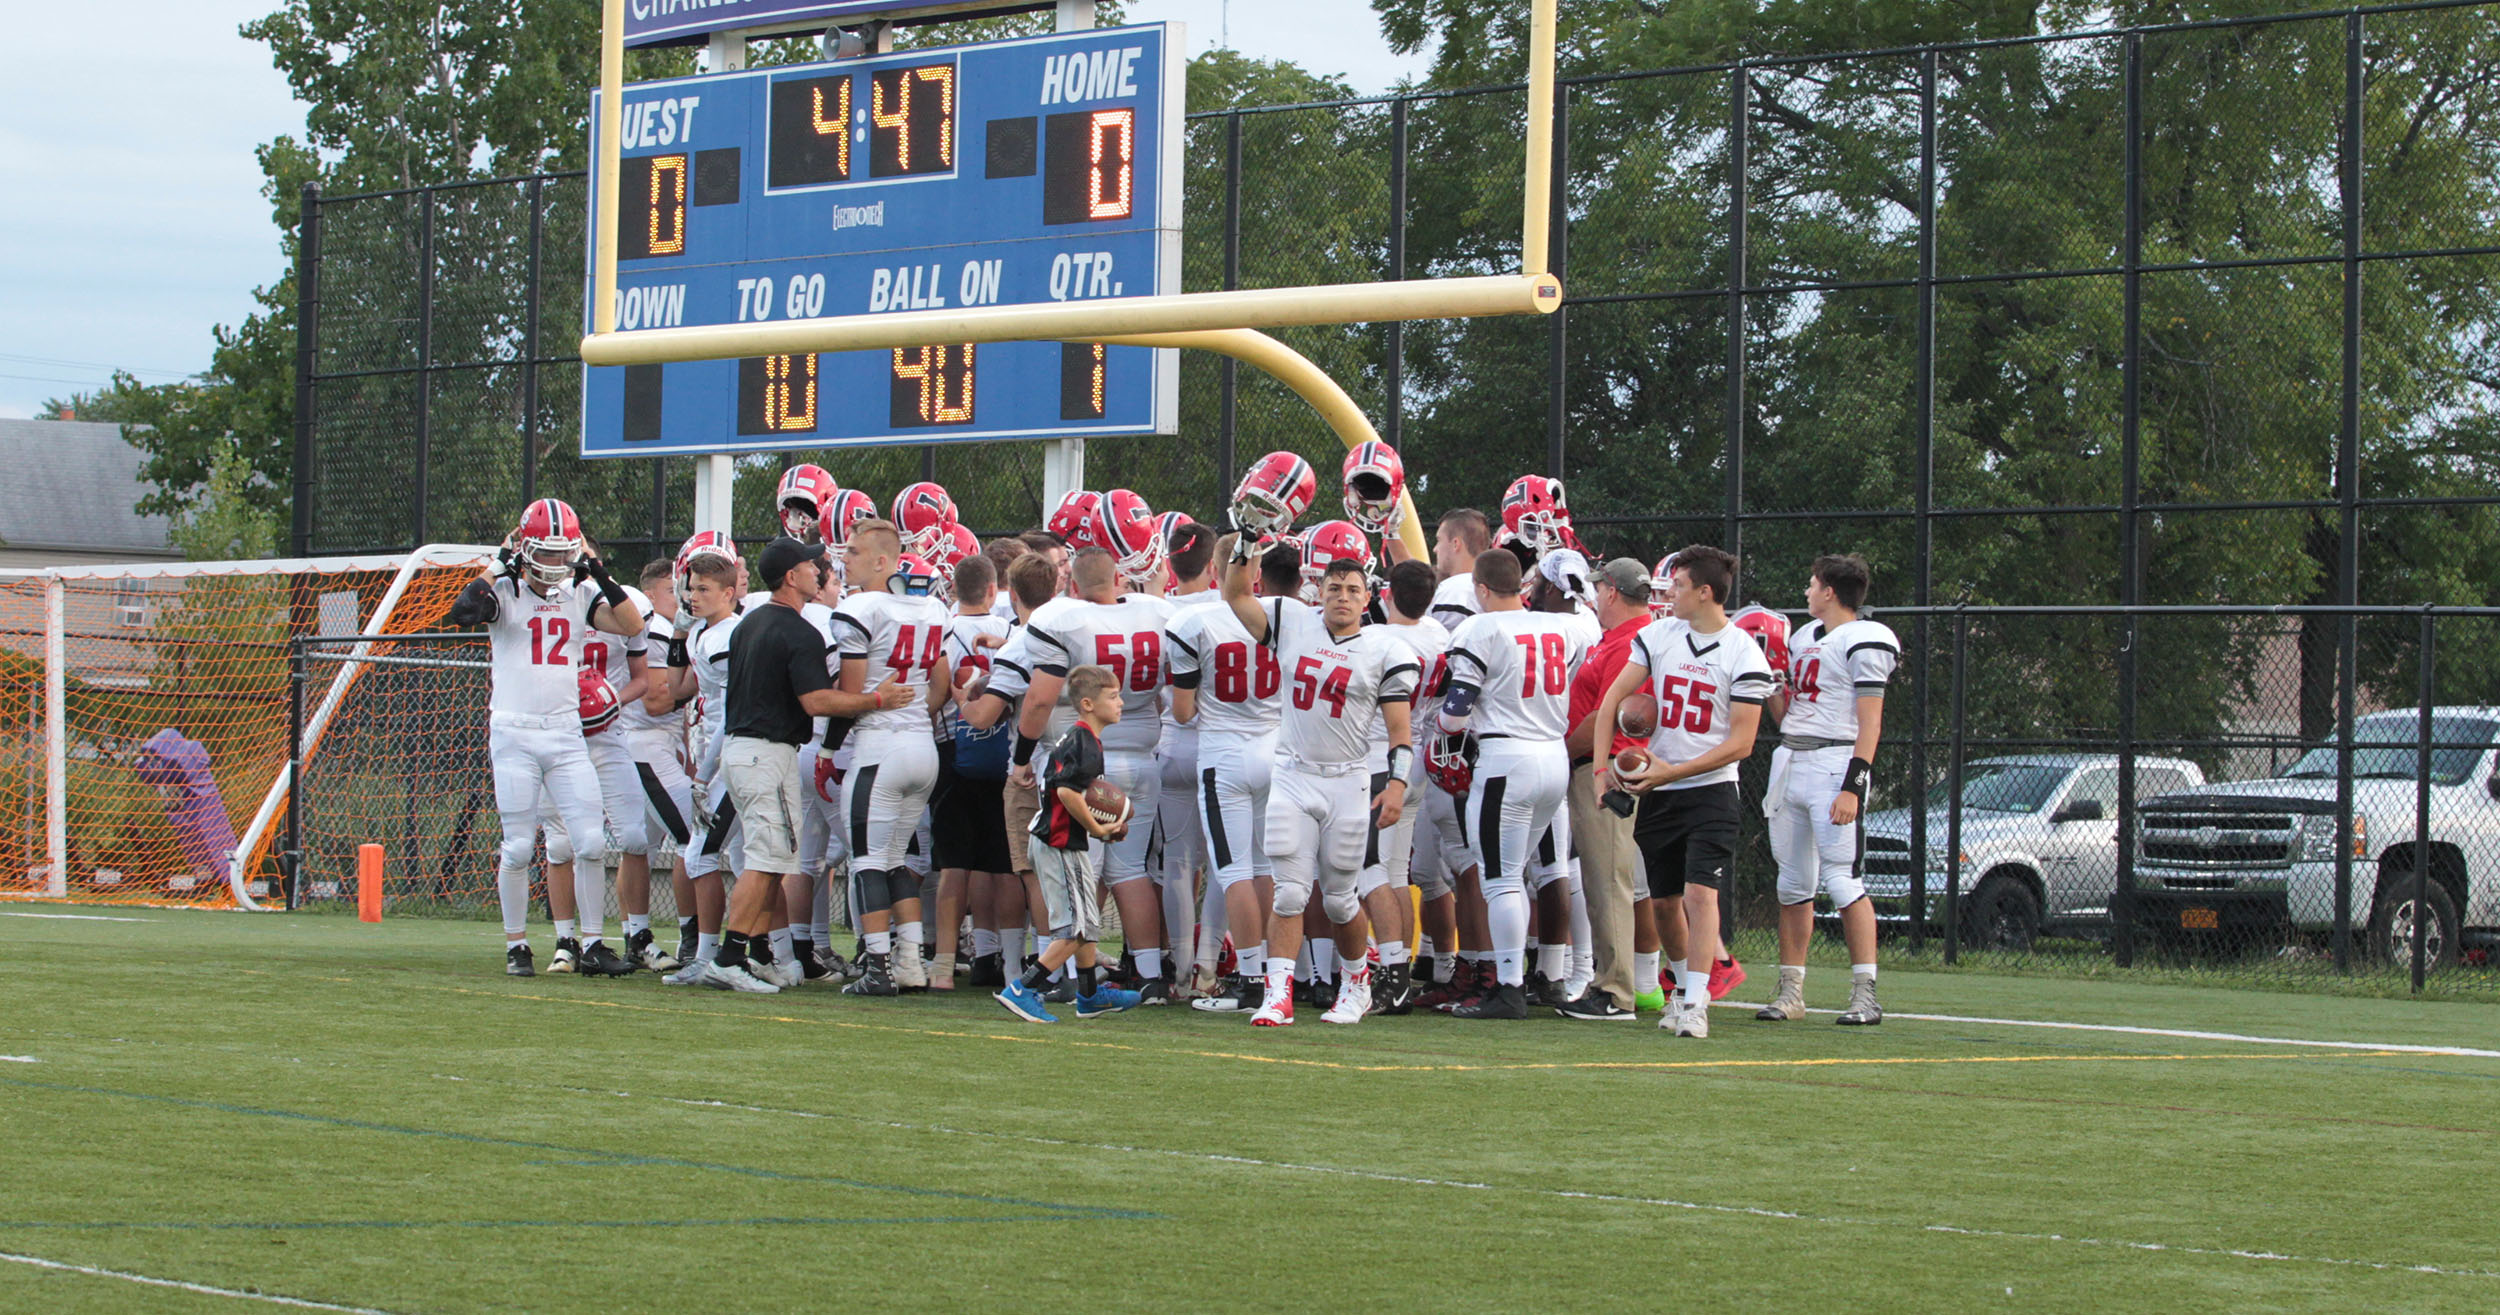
[1557,557,1661,1020]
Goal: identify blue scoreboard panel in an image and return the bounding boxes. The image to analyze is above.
[581,24,1182,458]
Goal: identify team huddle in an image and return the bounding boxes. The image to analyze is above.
[450,443,1897,1033]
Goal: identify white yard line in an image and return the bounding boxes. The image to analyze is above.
[0,1250,400,1312]
[601,1088,2500,1283]
[1711,1000,2500,1058]
[0,912,151,923]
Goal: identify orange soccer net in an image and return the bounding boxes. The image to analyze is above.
[0,551,488,908]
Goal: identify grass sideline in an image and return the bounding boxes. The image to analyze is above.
[0,907,2493,1314]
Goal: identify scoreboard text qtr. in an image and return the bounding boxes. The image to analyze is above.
[581,24,1184,457]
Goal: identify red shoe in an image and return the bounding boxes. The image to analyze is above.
[1433,961,1492,1014]
[1708,957,1746,1000]
[1250,973,1294,1027]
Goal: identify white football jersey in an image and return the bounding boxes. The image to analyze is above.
[1157,589,1217,758]
[831,589,952,736]
[615,604,679,737]
[1365,617,1449,777]
[1262,599,1419,767]
[1629,617,1776,789]
[1443,608,1590,743]
[1011,596,1087,739]
[1428,573,1479,629]
[683,606,743,778]
[1783,616,1901,743]
[943,610,1013,738]
[1165,598,1283,741]
[1022,593,1175,755]
[577,583,650,717]
[484,577,604,719]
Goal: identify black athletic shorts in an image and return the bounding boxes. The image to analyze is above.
[1632,781,1739,897]
[930,760,1012,874]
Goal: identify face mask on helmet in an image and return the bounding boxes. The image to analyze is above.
[1341,441,1406,535]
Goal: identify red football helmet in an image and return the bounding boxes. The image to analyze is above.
[1047,490,1103,549]
[1092,488,1166,585]
[1156,510,1192,545]
[891,481,957,557]
[1341,440,1406,535]
[1425,730,1477,798]
[577,666,622,736]
[1500,475,1570,554]
[776,464,837,540]
[929,523,979,603]
[1649,552,1680,618]
[819,488,878,546]
[1298,518,1374,603]
[1731,603,1794,675]
[516,498,586,588]
[672,529,737,593]
[889,554,941,598]
[1231,451,1318,536]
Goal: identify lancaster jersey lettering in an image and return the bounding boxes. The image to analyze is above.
[485,577,606,719]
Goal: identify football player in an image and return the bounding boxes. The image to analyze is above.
[537,538,659,972]
[1591,546,1774,1038]
[630,557,701,967]
[1153,520,1220,994]
[1358,558,1448,1012]
[935,552,1015,988]
[1172,541,1296,1015]
[660,548,744,985]
[1435,548,1587,1019]
[1758,553,1897,1026]
[446,499,645,978]
[1216,537,1419,1026]
[827,520,955,996]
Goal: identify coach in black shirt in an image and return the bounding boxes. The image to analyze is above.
[704,536,910,993]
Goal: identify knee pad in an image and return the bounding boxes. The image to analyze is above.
[612,816,648,858]
[1320,885,1361,926]
[1823,865,1866,912]
[1479,869,1526,901]
[1355,864,1388,899]
[499,834,537,871]
[1775,863,1820,908]
[1271,877,1313,920]
[853,867,898,913]
[542,830,574,866]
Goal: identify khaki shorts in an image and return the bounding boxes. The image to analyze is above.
[1033,841,1101,942]
[722,736,805,876]
[1004,773,1041,874]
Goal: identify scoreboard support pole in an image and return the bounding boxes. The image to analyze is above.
[1100,327,1429,563]
[1044,0,1098,508]
[692,26,746,539]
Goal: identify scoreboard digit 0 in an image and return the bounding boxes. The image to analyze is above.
[582,24,1183,457]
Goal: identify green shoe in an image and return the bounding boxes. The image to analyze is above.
[1633,987,1668,1014]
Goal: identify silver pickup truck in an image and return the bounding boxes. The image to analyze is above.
[2132,707,2500,968]
[1849,754,2205,950]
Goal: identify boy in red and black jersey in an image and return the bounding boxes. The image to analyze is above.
[994,665,1140,1022]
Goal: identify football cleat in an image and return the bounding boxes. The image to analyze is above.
[1836,978,1883,1026]
[627,929,679,973]
[1135,972,1174,1006]
[1341,439,1407,534]
[752,956,801,989]
[968,953,1006,988]
[703,961,780,994]
[504,943,535,977]
[1322,966,1373,1024]
[994,980,1059,1023]
[1524,969,1571,1009]
[1757,967,1807,1021]
[890,947,928,991]
[843,953,897,997]
[1451,982,1528,1020]
[1250,976,1295,1027]
[1190,975,1260,1013]
[576,939,638,977]
[776,465,838,540]
[662,958,711,986]
[1376,961,1416,1015]
[546,937,581,974]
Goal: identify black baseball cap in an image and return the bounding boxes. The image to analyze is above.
[757,535,827,590]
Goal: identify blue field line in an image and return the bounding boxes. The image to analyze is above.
[0,1214,1090,1232]
[0,1075,1156,1221]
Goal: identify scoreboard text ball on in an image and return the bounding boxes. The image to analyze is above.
[581,24,1184,457]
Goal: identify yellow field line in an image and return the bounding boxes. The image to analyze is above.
[425,984,2409,1074]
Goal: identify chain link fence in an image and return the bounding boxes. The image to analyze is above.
[295,3,2500,992]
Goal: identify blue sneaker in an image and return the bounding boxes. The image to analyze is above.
[994,980,1060,1023]
[1073,986,1141,1018]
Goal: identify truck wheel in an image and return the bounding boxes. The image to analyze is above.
[2367,879,2460,974]
[1960,874,2042,953]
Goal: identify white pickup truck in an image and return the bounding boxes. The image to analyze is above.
[2132,707,2500,968]
[1850,754,2205,950]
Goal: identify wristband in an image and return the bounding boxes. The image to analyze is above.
[1840,757,1872,800]
[1012,731,1036,767]
[583,559,630,610]
[666,634,690,668]
[1386,745,1414,782]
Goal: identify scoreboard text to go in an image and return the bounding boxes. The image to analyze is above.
[582,24,1183,455]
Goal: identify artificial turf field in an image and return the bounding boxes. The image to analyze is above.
[1,907,2494,1314]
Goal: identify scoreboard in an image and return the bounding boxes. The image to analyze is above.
[581,23,1183,458]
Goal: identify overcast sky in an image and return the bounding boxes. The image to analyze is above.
[0,0,1433,420]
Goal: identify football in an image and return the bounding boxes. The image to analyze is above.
[956,664,989,701]
[1083,778,1131,827]
[1612,746,1652,779]
[1617,692,1659,738]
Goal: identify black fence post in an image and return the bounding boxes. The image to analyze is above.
[1907,50,1938,958]
[523,176,544,507]
[2412,608,2435,991]
[1723,63,1748,556]
[1386,96,1408,449]
[1219,112,1243,496]
[1545,87,1570,479]
[293,182,321,559]
[2332,12,2366,972]
[1944,606,1968,964]
[284,637,305,910]
[413,189,435,548]
[2113,32,2145,969]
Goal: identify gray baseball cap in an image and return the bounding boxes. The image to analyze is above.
[1596,557,1651,598]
